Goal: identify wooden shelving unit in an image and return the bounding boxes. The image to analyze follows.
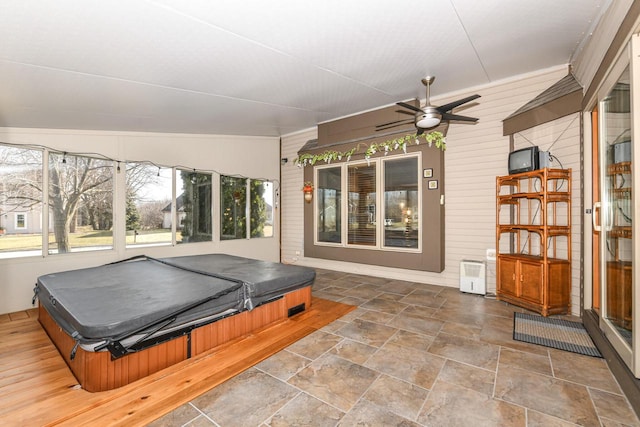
[496,168,572,316]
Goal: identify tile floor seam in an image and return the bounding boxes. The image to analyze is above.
[492,346,502,399]
[281,375,350,416]
[261,390,304,426]
[187,401,218,426]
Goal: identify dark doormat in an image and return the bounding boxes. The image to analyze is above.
[513,312,602,358]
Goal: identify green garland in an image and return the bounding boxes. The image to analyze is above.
[294,131,445,167]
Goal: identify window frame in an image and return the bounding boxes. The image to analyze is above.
[175,169,213,245]
[47,151,115,255]
[124,162,174,249]
[313,152,422,253]
[221,176,275,241]
[249,179,275,239]
[14,213,27,230]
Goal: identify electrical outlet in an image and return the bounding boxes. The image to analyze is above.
[295,250,301,256]
[486,249,496,261]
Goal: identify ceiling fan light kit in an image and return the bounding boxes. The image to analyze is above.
[416,111,442,128]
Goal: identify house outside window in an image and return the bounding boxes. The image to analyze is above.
[15,213,27,229]
[126,163,173,247]
[0,144,43,255]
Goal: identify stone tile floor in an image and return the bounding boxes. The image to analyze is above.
[149,269,640,426]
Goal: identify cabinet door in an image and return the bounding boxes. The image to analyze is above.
[498,257,518,296]
[519,260,543,303]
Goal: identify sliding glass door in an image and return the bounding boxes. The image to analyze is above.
[594,40,638,376]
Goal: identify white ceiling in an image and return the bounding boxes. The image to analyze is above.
[0,0,611,137]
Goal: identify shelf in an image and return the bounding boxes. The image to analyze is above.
[496,167,572,316]
[497,193,570,204]
[610,226,632,239]
[498,253,570,264]
[498,224,571,235]
[607,162,631,175]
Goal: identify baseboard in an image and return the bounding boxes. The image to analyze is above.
[583,309,640,418]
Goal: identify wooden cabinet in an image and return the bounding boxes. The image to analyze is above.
[496,168,571,316]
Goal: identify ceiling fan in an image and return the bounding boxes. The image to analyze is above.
[377,76,480,135]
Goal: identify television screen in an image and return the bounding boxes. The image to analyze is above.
[508,146,539,174]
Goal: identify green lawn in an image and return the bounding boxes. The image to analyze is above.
[0,228,176,252]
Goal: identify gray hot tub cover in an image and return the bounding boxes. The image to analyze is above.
[35,254,315,358]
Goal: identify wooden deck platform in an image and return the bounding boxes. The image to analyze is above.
[0,297,354,426]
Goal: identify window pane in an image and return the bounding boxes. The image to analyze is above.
[250,180,273,238]
[15,213,26,229]
[384,157,419,248]
[0,145,43,256]
[317,167,341,243]
[126,163,173,247]
[48,152,113,254]
[176,170,212,244]
[220,176,247,240]
[348,163,376,246]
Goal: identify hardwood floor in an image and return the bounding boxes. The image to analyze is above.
[0,298,354,426]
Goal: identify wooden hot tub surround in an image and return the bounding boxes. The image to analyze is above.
[39,286,312,392]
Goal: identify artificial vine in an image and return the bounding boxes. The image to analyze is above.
[294,131,445,167]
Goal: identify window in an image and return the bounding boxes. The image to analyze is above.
[348,162,377,246]
[0,142,273,258]
[317,166,341,243]
[0,145,43,255]
[384,157,419,249]
[220,176,247,240]
[125,163,173,247]
[313,154,421,252]
[15,213,27,229]
[176,170,212,244]
[48,152,114,254]
[221,176,274,240]
[250,180,274,238]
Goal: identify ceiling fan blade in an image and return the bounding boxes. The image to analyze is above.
[396,102,424,114]
[375,120,414,131]
[376,119,412,128]
[437,94,481,113]
[441,112,478,122]
[396,109,416,116]
[416,127,425,136]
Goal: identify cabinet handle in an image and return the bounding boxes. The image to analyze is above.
[520,274,524,282]
[512,273,516,281]
[592,202,601,232]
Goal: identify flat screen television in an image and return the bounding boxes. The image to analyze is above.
[508,146,539,174]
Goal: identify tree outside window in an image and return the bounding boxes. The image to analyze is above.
[250,180,273,238]
[177,170,212,244]
[125,163,173,247]
[220,176,247,240]
[221,177,271,240]
[48,152,114,254]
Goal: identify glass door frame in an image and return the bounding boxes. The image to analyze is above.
[595,37,639,376]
